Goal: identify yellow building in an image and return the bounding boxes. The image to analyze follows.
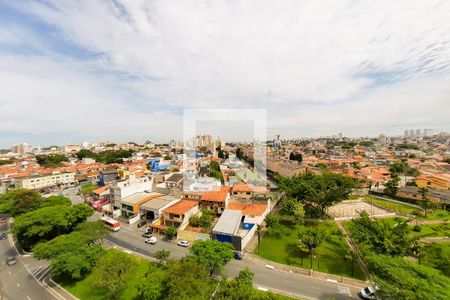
[416,174,450,190]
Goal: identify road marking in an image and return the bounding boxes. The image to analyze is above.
[265,264,274,269]
[338,285,352,297]
[17,282,21,287]
[8,271,11,276]
[27,296,32,300]
[37,267,51,281]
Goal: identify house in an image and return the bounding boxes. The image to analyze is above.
[165,173,184,189]
[139,194,180,222]
[416,174,450,190]
[231,184,253,199]
[199,191,230,214]
[227,202,270,230]
[161,200,198,228]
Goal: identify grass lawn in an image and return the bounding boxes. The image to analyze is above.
[80,183,98,195]
[364,195,418,215]
[418,209,450,221]
[351,217,450,238]
[57,250,153,300]
[409,223,450,238]
[257,218,365,280]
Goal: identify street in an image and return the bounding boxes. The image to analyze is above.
[0,221,64,300]
[108,222,361,300]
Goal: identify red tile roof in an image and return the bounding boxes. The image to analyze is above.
[164,200,198,214]
[227,203,267,216]
[201,191,228,202]
[232,184,253,193]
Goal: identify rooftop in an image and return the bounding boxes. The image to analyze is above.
[201,191,228,202]
[140,195,179,210]
[212,209,242,236]
[164,200,198,214]
[121,192,161,206]
[227,203,267,216]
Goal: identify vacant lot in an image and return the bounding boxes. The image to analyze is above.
[257,218,365,279]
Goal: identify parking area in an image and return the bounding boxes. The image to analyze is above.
[328,200,395,220]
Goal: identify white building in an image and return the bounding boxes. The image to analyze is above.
[110,174,152,209]
[15,172,76,189]
[424,129,434,137]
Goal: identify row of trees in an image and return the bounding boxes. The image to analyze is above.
[75,149,134,164]
[0,189,71,216]
[36,154,68,167]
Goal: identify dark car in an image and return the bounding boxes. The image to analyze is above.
[0,233,7,240]
[142,232,152,238]
[234,251,243,260]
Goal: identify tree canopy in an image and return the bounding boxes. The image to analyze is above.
[278,172,355,215]
[91,250,137,299]
[347,212,413,256]
[36,154,68,168]
[189,240,234,275]
[33,231,104,279]
[76,149,134,164]
[13,203,93,249]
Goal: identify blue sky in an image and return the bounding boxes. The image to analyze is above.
[1,0,450,147]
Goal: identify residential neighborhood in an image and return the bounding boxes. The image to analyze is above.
[1,1,450,300]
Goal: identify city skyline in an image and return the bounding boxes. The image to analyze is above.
[1,1,450,146]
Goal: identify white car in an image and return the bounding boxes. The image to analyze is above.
[145,237,157,244]
[359,286,376,299]
[177,240,190,247]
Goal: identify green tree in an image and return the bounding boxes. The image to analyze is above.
[165,226,177,240]
[33,231,104,279]
[209,161,223,181]
[39,195,71,208]
[217,268,255,299]
[264,214,279,228]
[13,204,93,250]
[155,249,171,264]
[348,211,413,256]
[278,172,355,216]
[165,256,214,300]
[421,243,450,277]
[11,189,42,216]
[36,154,68,167]
[236,148,244,160]
[189,240,234,275]
[344,248,358,277]
[75,220,109,243]
[280,198,304,221]
[91,250,137,300]
[298,227,326,269]
[384,176,400,198]
[137,263,166,300]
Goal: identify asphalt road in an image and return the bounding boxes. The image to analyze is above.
[108,223,361,300]
[0,221,60,300]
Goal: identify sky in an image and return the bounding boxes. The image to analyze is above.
[0,0,450,147]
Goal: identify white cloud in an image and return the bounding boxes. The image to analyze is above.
[1,0,450,145]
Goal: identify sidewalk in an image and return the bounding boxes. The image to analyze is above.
[246,253,368,289]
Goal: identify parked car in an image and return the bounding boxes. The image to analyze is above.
[233,251,243,260]
[359,286,376,299]
[142,232,152,238]
[145,237,157,244]
[6,256,17,266]
[0,233,7,240]
[177,240,190,247]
